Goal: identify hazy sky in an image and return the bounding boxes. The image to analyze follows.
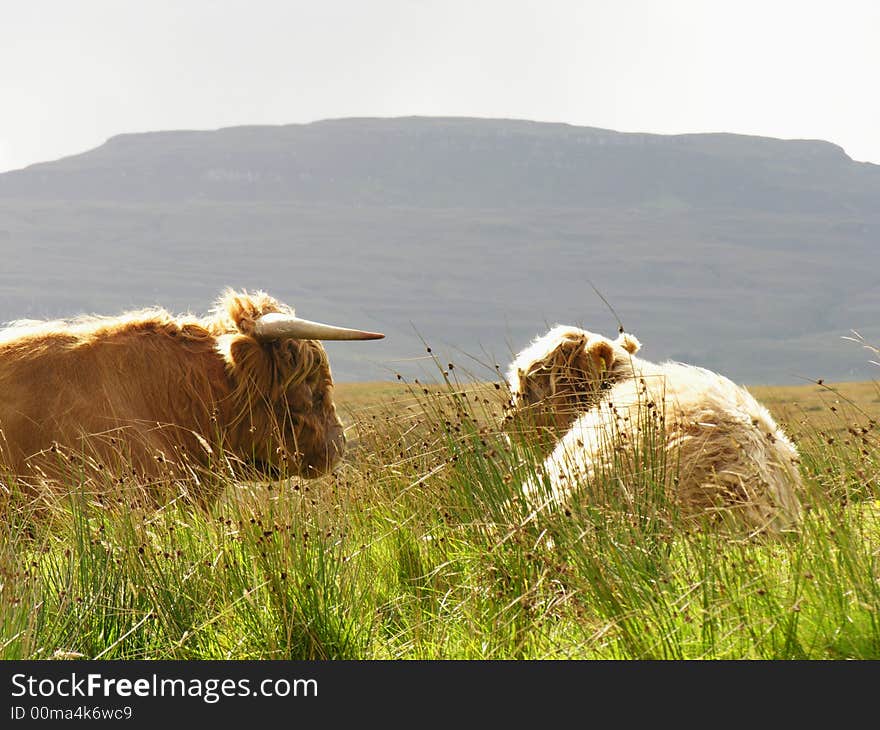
[1,0,878,173]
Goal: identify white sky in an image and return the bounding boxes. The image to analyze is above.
[1,0,878,173]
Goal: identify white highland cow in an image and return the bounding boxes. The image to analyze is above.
[507,326,803,534]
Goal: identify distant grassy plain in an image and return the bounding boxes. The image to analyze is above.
[335,378,880,430]
[2,371,878,660]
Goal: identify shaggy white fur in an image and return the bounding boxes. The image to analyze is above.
[510,327,803,533]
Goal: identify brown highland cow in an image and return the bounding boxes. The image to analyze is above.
[0,289,383,508]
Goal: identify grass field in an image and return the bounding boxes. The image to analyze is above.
[2,364,879,660]
[335,377,880,431]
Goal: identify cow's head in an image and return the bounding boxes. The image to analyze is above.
[214,290,383,478]
[505,325,640,448]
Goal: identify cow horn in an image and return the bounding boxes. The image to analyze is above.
[252,312,385,341]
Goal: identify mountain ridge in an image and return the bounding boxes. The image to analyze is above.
[19,115,860,168]
[2,117,874,213]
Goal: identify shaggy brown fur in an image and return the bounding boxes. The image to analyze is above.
[0,290,346,507]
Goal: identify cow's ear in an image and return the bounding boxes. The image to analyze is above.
[615,332,641,355]
[227,336,282,398]
[214,289,284,336]
[585,339,615,374]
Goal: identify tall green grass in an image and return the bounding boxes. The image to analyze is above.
[1,354,878,659]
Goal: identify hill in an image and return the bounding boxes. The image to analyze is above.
[0,117,878,383]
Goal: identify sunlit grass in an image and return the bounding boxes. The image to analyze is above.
[1,352,879,659]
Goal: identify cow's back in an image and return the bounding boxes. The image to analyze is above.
[0,318,231,496]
